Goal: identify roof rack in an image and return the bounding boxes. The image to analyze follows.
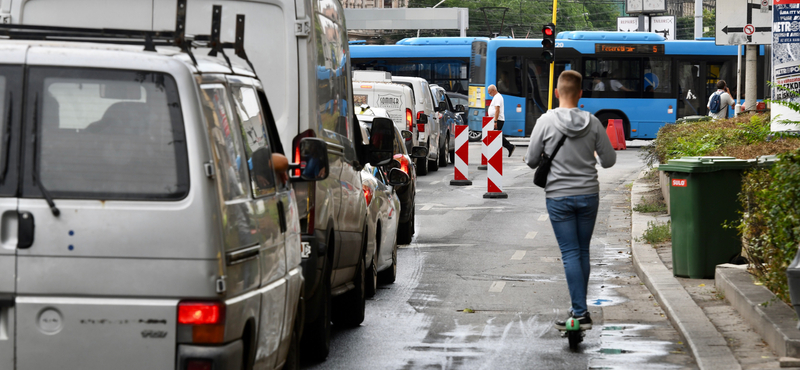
[0,0,257,77]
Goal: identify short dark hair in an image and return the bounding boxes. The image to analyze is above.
[716,80,727,90]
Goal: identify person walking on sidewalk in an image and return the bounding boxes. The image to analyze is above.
[487,84,516,157]
[524,70,617,329]
[707,80,735,119]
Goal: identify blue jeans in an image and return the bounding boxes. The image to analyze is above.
[545,193,600,317]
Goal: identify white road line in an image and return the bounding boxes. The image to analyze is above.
[488,281,506,293]
[421,204,435,211]
[540,257,560,263]
[511,250,526,260]
[525,231,538,239]
[431,181,441,185]
[538,214,549,221]
[453,206,505,210]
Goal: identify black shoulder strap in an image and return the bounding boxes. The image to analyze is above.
[548,134,568,160]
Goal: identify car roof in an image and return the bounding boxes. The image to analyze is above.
[0,39,256,77]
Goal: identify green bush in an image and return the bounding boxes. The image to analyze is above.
[638,221,671,245]
[739,148,800,304]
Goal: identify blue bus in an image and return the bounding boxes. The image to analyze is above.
[468,32,767,139]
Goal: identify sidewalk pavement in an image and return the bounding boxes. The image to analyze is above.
[631,171,800,370]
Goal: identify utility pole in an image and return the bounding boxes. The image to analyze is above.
[547,0,557,110]
[746,45,757,111]
[694,0,702,39]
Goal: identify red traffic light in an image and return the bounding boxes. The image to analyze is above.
[543,27,554,36]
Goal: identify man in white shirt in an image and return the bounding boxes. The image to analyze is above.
[707,80,736,119]
[488,84,515,157]
[608,71,633,92]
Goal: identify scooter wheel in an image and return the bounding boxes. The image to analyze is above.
[567,330,582,350]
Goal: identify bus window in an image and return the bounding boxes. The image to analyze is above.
[470,41,487,85]
[496,55,522,96]
[643,57,672,98]
[583,58,640,98]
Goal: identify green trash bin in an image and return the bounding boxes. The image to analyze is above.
[658,156,752,278]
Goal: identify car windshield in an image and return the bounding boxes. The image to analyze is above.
[29,67,189,200]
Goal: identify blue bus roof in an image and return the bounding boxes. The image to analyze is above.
[557,31,665,41]
[395,37,488,45]
[350,43,472,59]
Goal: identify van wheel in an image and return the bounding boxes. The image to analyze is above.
[366,244,378,298]
[301,261,331,361]
[416,156,428,176]
[333,241,366,327]
[378,243,397,284]
[469,130,482,142]
[438,139,448,167]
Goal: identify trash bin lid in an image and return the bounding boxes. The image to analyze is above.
[658,156,752,173]
[749,155,780,169]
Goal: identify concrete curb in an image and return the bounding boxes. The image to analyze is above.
[715,264,800,358]
[631,173,741,370]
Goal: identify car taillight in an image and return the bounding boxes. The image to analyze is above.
[292,130,315,178]
[394,154,410,175]
[363,183,373,206]
[417,123,425,132]
[485,98,492,116]
[416,111,423,121]
[293,130,316,234]
[178,301,225,344]
[406,109,413,135]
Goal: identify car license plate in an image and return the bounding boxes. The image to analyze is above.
[301,242,311,258]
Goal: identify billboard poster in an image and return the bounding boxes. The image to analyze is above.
[772,0,800,130]
[650,16,676,40]
[617,16,649,32]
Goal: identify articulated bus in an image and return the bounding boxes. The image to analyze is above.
[469,32,768,139]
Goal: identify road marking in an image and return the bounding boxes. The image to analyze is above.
[511,250,526,260]
[525,231,538,239]
[488,281,506,293]
[453,206,505,210]
[538,214,549,221]
[421,204,435,211]
[541,257,560,263]
[431,181,441,185]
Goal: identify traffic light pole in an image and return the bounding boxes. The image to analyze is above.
[547,0,557,110]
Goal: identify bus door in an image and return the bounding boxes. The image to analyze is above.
[676,60,706,117]
[522,59,568,136]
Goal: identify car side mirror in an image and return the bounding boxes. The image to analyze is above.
[418,113,428,124]
[367,117,394,166]
[401,130,413,140]
[387,167,410,186]
[290,137,330,181]
[455,104,466,113]
[437,102,447,112]
[386,158,401,170]
[409,146,428,159]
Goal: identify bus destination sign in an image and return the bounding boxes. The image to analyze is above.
[595,44,664,54]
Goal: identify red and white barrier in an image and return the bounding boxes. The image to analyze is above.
[483,130,508,199]
[479,116,493,170]
[450,125,472,186]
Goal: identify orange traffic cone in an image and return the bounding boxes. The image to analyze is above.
[606,119,623,150]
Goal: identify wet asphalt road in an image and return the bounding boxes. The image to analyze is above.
[303,143,696,370]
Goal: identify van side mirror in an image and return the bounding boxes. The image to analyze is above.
[290,138,330,181]
[401,130,413,140]
[409,146,428,159]
[436,102,447,112]
[367,117,395,166]
[418,113,428,124]
[455,104,466,113]
[387,168,410,186]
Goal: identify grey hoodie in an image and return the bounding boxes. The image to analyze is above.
[525,108,616,198]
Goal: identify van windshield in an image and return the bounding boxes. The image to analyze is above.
[27,67,189,200]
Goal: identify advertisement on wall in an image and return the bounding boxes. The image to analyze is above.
[617,16,650,32]
[650,15,676,40]
[772,0,800,130]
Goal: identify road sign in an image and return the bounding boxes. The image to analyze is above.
[716,0,773,45]
[651,15,675,40]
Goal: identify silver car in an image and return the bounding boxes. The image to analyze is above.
[0,20,329,370]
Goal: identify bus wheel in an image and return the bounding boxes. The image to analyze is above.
[468,130,482,142]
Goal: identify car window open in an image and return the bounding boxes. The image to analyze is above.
[30,67,189,200]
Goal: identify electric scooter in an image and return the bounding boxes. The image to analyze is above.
[558,317,588,349]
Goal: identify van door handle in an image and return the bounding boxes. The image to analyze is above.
[18,211,34,249]
[277,201,287,233]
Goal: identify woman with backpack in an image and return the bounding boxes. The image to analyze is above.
[707,80,735,119]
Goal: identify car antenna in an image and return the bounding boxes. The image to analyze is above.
[207,5,234,73]
[174,0,197,66]
[234,14,259,80]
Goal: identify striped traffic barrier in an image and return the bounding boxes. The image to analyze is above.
[479,116,492,170]
[483,130,508,199]
[450,124,472,186]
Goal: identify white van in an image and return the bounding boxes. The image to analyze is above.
[5,0,394,363]
[0,15,337,369]
[353,79,418,150]
[353,71,440,175]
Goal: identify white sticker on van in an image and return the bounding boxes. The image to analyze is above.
[377,94,402,109]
